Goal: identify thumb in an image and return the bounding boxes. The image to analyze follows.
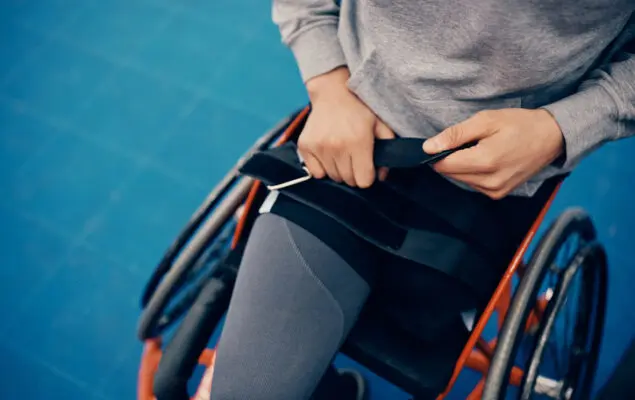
[423,112,494,154]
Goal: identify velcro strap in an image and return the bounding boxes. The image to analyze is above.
[239,142,505,299]
[373,138,475,168]
[245,140,510,258]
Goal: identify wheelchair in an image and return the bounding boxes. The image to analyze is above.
[136,106,608,400]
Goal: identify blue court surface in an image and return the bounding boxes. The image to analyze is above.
[0,1,633,399]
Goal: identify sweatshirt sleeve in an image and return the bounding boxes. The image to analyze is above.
[272,0,347,82]
[542,42,635,169]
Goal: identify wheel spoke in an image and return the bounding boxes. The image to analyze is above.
[160,220,236,330]
[566,259,594,394]
[558,234,580,377]
[483,210,607,400]
[183,221,234,284]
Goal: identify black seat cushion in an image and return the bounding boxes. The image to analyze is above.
[341,302,470,399]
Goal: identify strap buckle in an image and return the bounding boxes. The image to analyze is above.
[266,167,313,191]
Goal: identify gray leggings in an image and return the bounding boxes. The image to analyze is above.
[209,211,373,400]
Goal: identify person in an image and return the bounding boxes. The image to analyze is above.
[207,2,635,399]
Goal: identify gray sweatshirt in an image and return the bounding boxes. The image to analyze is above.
[272,0,635,196]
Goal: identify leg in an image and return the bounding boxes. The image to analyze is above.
[210,211,377,400]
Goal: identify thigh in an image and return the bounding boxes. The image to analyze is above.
[210,204,381,400]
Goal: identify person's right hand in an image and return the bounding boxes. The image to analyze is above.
[298,67,395,188]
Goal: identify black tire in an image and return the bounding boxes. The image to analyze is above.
[518,242,607,400]
[136,108,305,340]
[141,218,238,339]
[137,182,246,341]
[139,108,303,309]
[483,208,608,400]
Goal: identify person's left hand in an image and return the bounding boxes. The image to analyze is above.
[422,108,565,199]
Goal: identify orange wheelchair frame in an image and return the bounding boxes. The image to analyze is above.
[136,106,608,400]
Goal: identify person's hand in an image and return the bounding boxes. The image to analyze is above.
[422,108,564,199]
[298,67,395,188]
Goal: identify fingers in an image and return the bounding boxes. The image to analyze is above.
[377,167,389,181]
[432,134,515,200]
[297,111,394,188]
[429,110,505,193]
[298,129,337,182]
[423,110,496,154]
[373,119,395,183]
[347,119,392,188]
[433,142,498,175]
[301,152,326,179]
[335,153,357,187]
[351,145,375,188]
[321,154,343,183]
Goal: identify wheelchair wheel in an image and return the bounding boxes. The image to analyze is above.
[149,217,238,335]
[483,208,608,400]
[137,107,308,340]
[139,108,304,309]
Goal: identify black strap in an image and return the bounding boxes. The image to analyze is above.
[267,187,499,300]
[374,139,515,260]
[260,138,475,179]
[245,140,511,259]
[373,138,476,168]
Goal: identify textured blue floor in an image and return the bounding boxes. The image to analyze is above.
[0,1,633,399]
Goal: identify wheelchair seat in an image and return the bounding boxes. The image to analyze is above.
[342,300,470,399]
